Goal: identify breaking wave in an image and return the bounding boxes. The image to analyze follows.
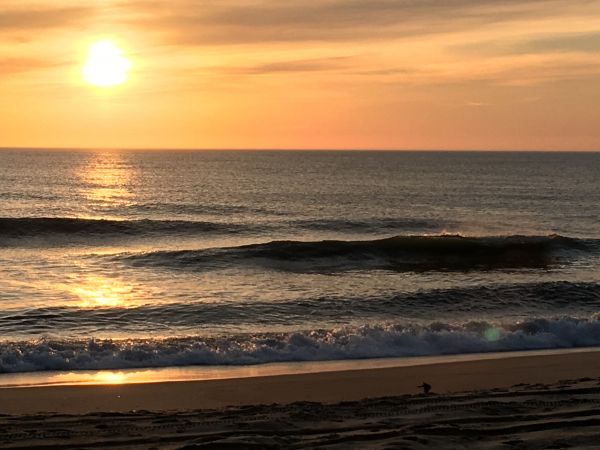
[118,234,595,272]
[2,317,600,373]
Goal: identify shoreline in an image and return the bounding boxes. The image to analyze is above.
[2,348,600,415]
[1,346,599,389]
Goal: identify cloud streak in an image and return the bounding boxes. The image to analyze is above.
[453,32,600,56]
[0,6,93,31]
[216,56,354,75]
[517,32,600,54]
[128,0,575,45]
[0,57,60,76]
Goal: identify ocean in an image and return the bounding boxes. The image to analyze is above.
[1,149,600,374]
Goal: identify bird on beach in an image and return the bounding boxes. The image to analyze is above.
[418,382,432,394]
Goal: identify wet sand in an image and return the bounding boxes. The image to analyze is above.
[2,350,600,448]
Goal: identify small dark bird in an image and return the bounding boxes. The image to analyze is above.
[418,382,432,394]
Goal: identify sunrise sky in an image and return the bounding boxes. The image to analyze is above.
[1,0,599,150]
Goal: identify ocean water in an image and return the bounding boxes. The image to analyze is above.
[1,150,600,373]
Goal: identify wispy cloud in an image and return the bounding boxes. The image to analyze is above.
[0,6,93,31]
[466,101,490,107]
[128,0,570,45]
[516,32,600,54]
[216,56,354,75]
[0,57,60,76]
[453,32,600,56]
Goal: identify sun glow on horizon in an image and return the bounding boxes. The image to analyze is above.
[82,40,131,88]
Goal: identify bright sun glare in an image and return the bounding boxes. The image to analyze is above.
[82,40,131,87]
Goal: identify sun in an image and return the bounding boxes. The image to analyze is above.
[82,40,131,87]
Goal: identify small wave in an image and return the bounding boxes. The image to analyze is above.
[0,192,60,201]
[2,282,599,333]
[119,234,594,272]
[0,217,252,241]
[2,317,600,373]
[120,202,282,217]
[292,217,446,232]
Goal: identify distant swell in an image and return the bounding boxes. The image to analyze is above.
[2,317,600,373]
[119,234,594,272]
[292,217,447,232]
[0,217,250,240]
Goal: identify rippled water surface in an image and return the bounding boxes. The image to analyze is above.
[1,150,600,372]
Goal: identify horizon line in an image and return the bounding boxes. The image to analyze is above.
[1,147,600,153]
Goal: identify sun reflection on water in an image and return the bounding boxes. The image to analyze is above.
[78,152,135,211]
[94,371,127,384]
[71,276,138,308]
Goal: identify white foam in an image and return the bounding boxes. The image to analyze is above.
[2,317,600,373]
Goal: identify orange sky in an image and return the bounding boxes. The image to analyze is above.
[1,0,599,150]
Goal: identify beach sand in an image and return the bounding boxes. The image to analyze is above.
[2,350,600,448]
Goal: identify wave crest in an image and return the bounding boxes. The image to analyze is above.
[2,317,600,373]
[120,234,593,272]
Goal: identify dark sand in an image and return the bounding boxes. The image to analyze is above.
[2,350,600,449]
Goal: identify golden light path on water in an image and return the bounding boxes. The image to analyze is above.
[71,276,138,308]
[78,151,134,210]
[69,153,140,309]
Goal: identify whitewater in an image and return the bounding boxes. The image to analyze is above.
[1,150,600,373]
